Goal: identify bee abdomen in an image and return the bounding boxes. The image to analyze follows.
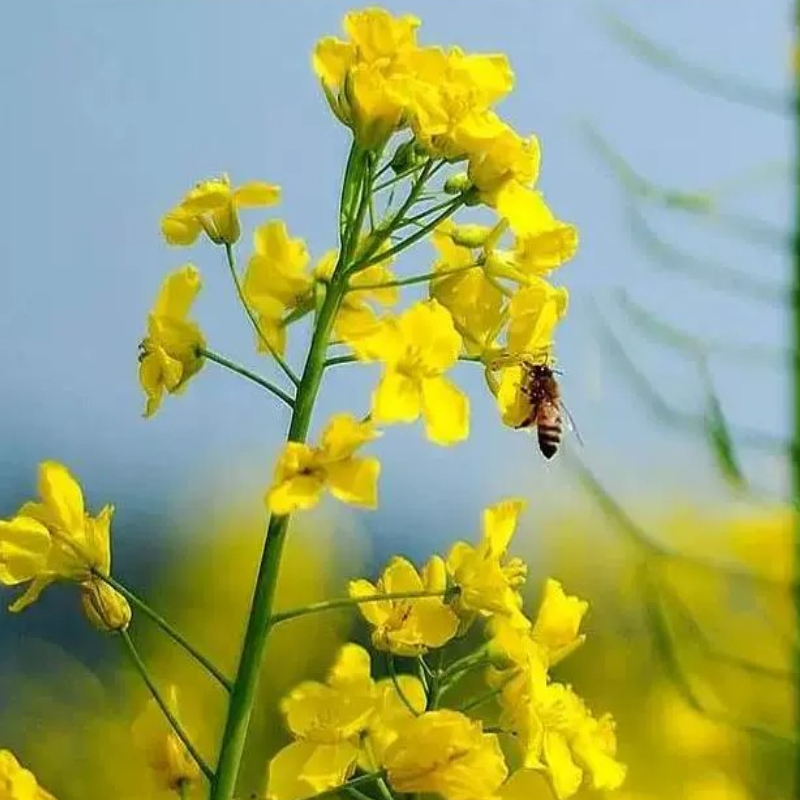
[537,421,562,459]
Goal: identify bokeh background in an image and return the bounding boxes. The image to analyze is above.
[0,1,794,798]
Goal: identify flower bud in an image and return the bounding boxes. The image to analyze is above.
[390,139,428,174]
[81,579,131,633]
[443,173,471,195]
[449,224,492,249]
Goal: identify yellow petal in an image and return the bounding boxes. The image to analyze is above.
[0,516,51,585]
[326,457,381,509]
[382,556,425,594]
[398,301,461,374]
[161,208,202,246]
[38,461,85,533]
[420,376,469,446]
[328,643,373,687]
[153,264,202,320]
[233,181,281,208]
[320,414,378,461]
[343,8,420,62]
[312,37,355,88]
[9,575,55,612]
[349,578,392,628]
[267,741,319,800]
[372,370,422,424]
[483,499,526,556]
[498,769,553,800]
[421,555,447,593]
[266,475,325,516]
[301,742,360,793]
[181,177,231,212]
[412,599,459,648]
[496,365,532,428]
[544,731,583,800]
[533,579,588,665]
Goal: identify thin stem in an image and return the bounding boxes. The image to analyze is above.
[299,773,387,800]
[323,354,358,368]
[99,573,232,692]
[457,670,520,713]
[373,161,428,192]
[386,654,422,717]
[374,778,396,800]
[350,194,469,275]
[347,262,480,292]
[395,196,463,229]
[120,630,214,782]
[271,588,452,626]
[224,243,300,387]
[200,348,295,408]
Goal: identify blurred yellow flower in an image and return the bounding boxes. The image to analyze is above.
[267,644,377,800]
[132,685,201,792]
[447,499,528,628]
[349,555,458,656]
[355,299,469,446]
[383,709,508,800]
[266,414,381,515]
[243,220,313,356]
[0,750,57,800]
[161,174,280,246]
[0,461,115,612]
[138,264,206,417]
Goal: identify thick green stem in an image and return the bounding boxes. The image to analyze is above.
[209,283,345,800]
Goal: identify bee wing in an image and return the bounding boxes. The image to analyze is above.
[560,401,584,446]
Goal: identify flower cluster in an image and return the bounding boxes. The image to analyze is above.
[267,500,625,800]
[0,9,624,800]
[0,461,129,631]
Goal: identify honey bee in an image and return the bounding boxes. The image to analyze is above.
[486,353,577,460]
[517,362,563,459]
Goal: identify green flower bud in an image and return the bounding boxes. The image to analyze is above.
[444,173,471,195]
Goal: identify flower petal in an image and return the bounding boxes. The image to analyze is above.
[267,476,325,515]
[0,516,51,585]
[38,461,85,533]
[372,371,422,424]
[420,376,469,446]
[326,457,381,509]
[233,181,281,208]
[483,499,526,556]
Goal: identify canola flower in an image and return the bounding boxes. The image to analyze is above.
[0,9,624,800]
[0,750,57,800]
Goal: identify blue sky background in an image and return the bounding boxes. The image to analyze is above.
[0,0,792,565]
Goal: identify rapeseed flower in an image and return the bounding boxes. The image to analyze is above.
[0,461,120,615]
[268,643,423,800]
[132,685,201,792]
[138,264,206,417]
[266,414,381,515]
[446,499,528,628]
[349,555,458,656]
[161,174,280,246]
[243,220,312,355]
[355,299,469,446]
[0,750,56,800]
[382,710,508,800]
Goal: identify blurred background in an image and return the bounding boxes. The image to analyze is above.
[0,1,794,798]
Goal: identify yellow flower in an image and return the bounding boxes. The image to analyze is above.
[383,710,508,800]
[446,499,528,628]
[0,750,57,800]
[132,685,201,792]
[138,265,205,417]
[267,644,377,800]
[532,579,587,666]
[266,414,381,515]
[512,194,578,276]
[356,300,469,446]
[313,9,421,147]
[491,660,625,799]
[161,174,280,246]
[497,769,553,800]
[243,220,312,356]
[0,461,114,612]
[507,278,569,355]
[80,579,131,633]
[468,127,544,237]
[429,221,505,354]
[315,246,399,347]
[349,555,458,656]
[364,673,427,766]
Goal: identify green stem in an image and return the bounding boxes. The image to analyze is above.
[347,262,480,292]
[99,573,232,692]
[386,654,422,717]
[200,348,295,408]
[793,7,800,791]
[270,588,452,625]
[209,282,345,800]
[457,670,520,713]
[373,161,428,192]
[120,630,214,782]
[395,196,463,229]
[323,354,358,368]
[300,772,387,800]
[224,242,300,387]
